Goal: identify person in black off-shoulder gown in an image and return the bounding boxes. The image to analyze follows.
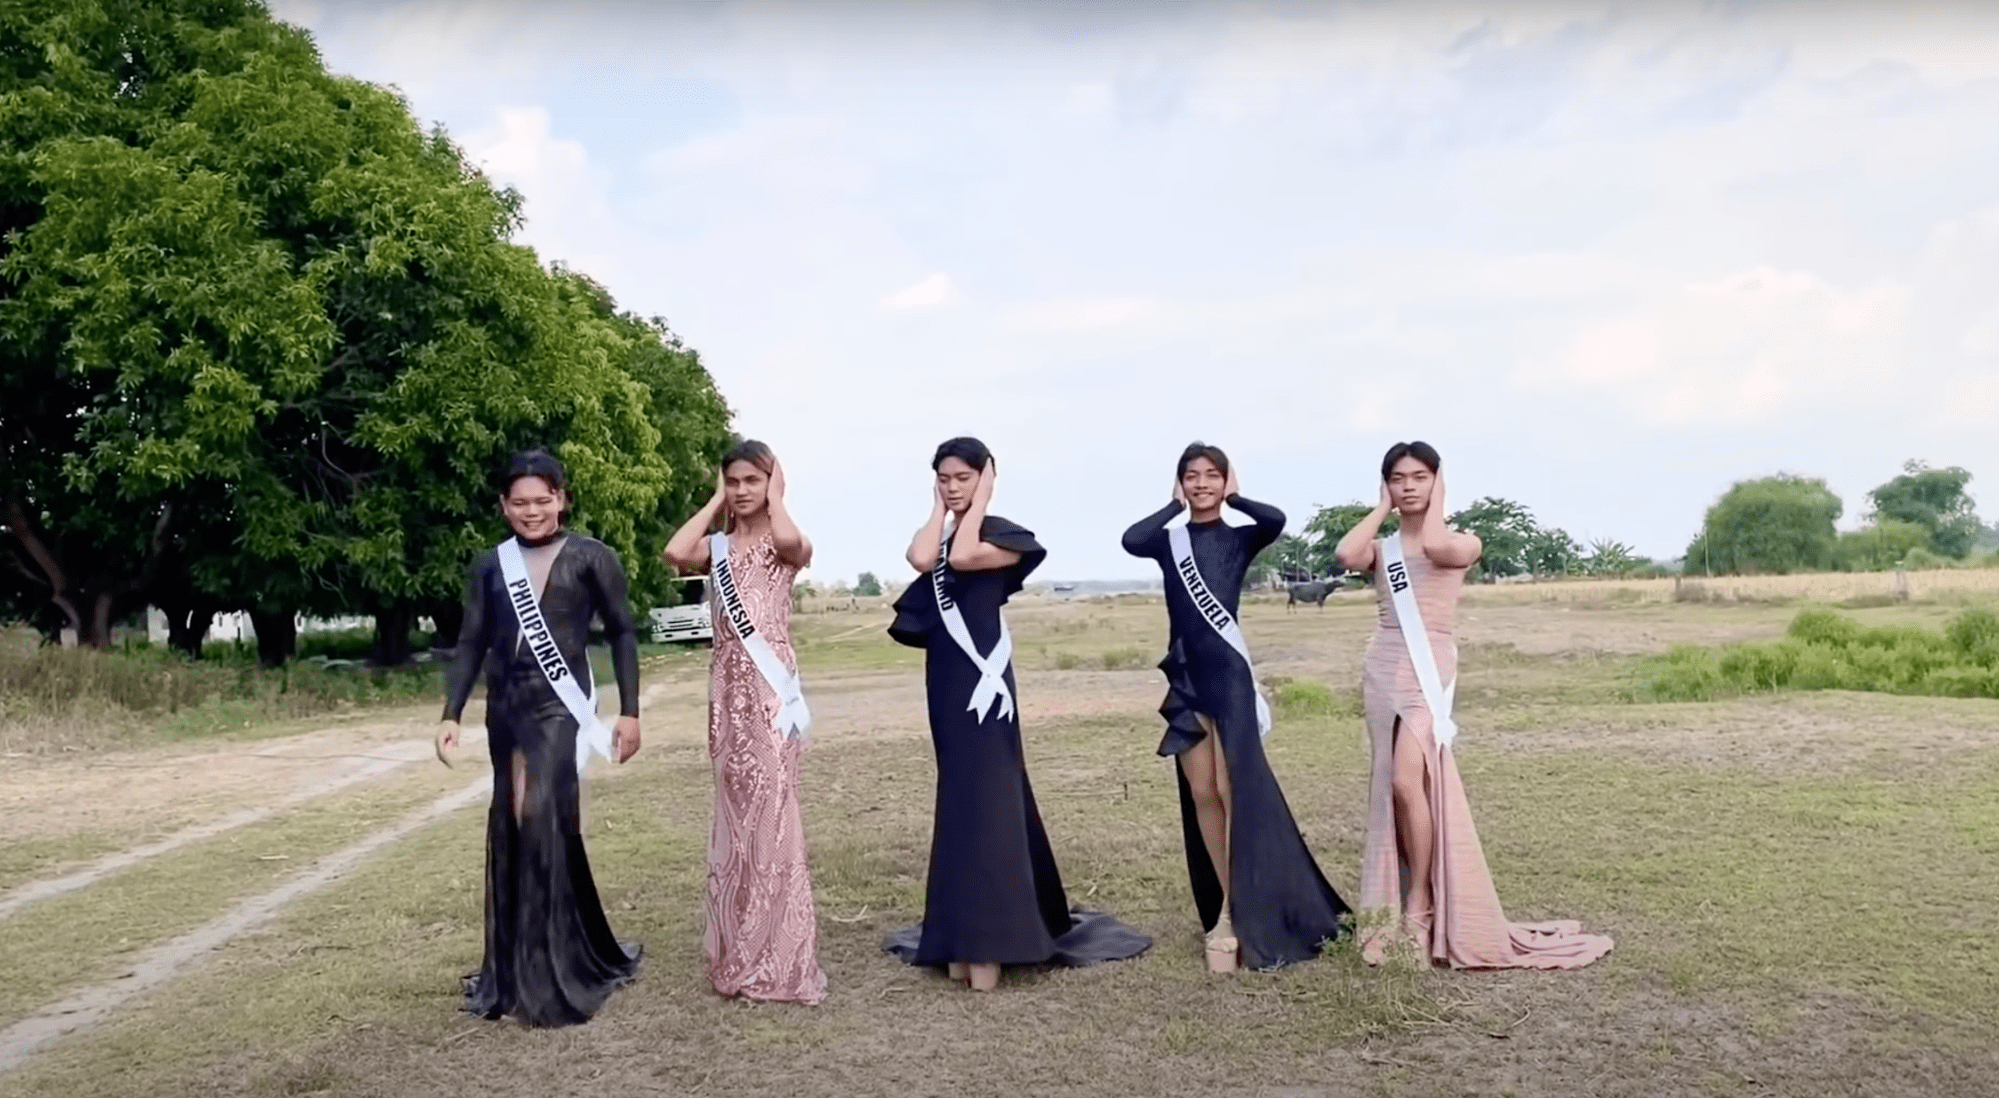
[435,450,642,1027]
[883,436,1150,991]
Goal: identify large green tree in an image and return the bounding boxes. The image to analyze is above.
[2,0,728,656]
[1446,497,1540,578]
[1302,502,1392,577]
[1867,461,1980,559]
[1685,475,1842,575]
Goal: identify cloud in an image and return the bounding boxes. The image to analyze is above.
[460,106,622,283]
[1530,266,1911,425]
[879,273,957,311]
[278,1,1999,579]
[1014,297,1159,332]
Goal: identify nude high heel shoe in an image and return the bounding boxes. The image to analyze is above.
[1205,911,1240,974]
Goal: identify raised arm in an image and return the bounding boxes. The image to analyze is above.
[1419,470,1482,568]
[1228,494,1287,554]
[766,460,813,569]
[442,553,492,722]
[1335,482,1396,572]
[947,461,1023,572]
[586,545,643,719]
[1122,499,1184,558]
[665,470,726,572]
[905,479,949,573]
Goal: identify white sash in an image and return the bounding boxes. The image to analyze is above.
[934,519,1015,723]
[1379,535,1458,747]
[496,538,615,775]
[1166,522,1273,737]
[710,533,811,740]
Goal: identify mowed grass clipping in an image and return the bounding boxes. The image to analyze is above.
[8,675,1999,1098]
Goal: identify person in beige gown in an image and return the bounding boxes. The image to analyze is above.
[1336,441,1613,970]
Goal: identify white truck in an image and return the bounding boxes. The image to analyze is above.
[648,577,713,644]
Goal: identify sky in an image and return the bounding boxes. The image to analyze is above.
[269,0,1999,583]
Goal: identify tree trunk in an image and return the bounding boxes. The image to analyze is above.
[372,607,414,666]
[163,602,214,657]
[249,609,298,668]
[86,590,116,649]
[429,601,464,650]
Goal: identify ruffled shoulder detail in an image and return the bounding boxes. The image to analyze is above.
[980,514,1047,596]
[887,573,935,649]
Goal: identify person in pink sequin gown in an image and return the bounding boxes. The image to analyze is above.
[666,439,826,1005]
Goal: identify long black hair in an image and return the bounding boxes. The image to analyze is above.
[1176,440,1230,481]
[932,436,993,472]
[1380,440,1441,482]
[500,448,571,524]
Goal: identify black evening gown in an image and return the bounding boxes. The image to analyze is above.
[443,533,643,1026]
[882,515,1151,968]
[1122,497,1351,968]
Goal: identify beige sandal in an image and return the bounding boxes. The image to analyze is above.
[1204,913,1240,974]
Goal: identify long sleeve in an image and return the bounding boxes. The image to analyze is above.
[1122,500,1183,559]
[442,552,492,721]
[1228,494,1287,556]
[586,543,643,718]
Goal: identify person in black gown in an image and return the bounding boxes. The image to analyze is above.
[1122,442,1350,971]
[884,436,1150,990]
[434,450,643,1026]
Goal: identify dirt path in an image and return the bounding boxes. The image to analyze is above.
[0,678,685,918]
[0,726,489,921]
[0,775,491,1073]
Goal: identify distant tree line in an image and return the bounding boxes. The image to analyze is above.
[1,1,731,662]
[1250,497,1656,587]
[1685,462,1992,576]
[1246,459,1989,586]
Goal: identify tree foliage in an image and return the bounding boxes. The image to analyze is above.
[1445,497,1541,578]
[854,572,882,598]
[1,0,730,656]
[1582,538,1645,576]
[1301,503,1392,577]
[1867,461,1980,559]
[1834,519,1931,572]
[1685,475,1842,576]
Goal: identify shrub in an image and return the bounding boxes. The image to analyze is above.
[1272,678,1357,719]
[1945,609,1999,667]
[1099,647,1151,671]
[1902,547,1953,570]
[1638,608,1999,701]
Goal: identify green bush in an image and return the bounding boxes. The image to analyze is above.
[1638,608,1999,701]
[1271,678,1359,719]
[0,640,440,741]
[1902,547,1953,570]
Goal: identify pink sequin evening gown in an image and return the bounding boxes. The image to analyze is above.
[703,532,826,1003]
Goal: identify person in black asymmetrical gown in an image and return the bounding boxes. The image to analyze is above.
[435,450,643,1026]
[1122,442,1349,971]
[883,436,1150,991]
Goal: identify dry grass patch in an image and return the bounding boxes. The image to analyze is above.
[0,760,479,1027]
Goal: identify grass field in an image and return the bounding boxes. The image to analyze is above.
[2,582,1997,1096]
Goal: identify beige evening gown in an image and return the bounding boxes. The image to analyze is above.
[1359,539,1613,970]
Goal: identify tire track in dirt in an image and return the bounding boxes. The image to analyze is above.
[0,728,488,922]
[0,679,680,920]
[0,775,491,1075]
